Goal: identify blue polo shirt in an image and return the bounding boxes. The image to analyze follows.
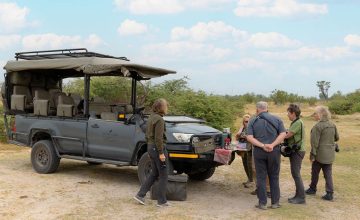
[247,112,286,145]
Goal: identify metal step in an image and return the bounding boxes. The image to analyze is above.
[60,155,131,166]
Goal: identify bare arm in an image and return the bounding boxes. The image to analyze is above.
[246,135,265,150]
[285,131,294,139]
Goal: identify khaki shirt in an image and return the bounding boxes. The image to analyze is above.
[146,112,167,154]
[310,119,339,164]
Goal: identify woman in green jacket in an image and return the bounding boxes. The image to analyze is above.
[134,98,170,207]
[306,106,339,201]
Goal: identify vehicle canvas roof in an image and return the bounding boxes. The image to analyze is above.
[3,56,176,80]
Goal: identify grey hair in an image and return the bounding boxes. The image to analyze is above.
[256,101,268,111]
[315,105,331,120]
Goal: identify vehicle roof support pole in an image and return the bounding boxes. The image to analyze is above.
[84,75,90,117]
[131,78,137,113]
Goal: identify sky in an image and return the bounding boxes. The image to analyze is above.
[0,0,359,97]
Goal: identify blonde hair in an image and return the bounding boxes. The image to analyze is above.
[152,98,168,114]
[243,114,251,125]
[315,105,331,120]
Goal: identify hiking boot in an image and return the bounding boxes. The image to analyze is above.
[322,192,333,201]
[305,187,316,195]
[133,195,145,205]
[288,197,306,204]
[255,203,267,210]
[156,202,171,207]
[269,203,281,209]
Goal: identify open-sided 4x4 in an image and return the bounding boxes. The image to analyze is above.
[1,48,232,183]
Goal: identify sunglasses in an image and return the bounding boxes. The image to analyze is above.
[244,121,249,123]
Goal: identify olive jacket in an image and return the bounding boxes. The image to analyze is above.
[146,112,167,154]
[310,119,339,164]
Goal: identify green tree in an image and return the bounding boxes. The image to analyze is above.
[317,81,331,100]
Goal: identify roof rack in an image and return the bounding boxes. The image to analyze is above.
[15,48,130,61]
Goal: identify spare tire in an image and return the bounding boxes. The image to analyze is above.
[188,167,216,181]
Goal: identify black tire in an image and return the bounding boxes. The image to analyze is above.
[31,140,60,174]
[87,161,103,165]
[188,167,216,181]
[137,152,152,184]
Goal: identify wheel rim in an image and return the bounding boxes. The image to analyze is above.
[35,147,49,167]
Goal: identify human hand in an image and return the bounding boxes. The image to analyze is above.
[309,154,315,163]
[264,144,273,152]
[159,153,166,162]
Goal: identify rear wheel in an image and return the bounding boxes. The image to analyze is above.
[137,152,152,184]
[188,167,216,181]
[31,140,60,174]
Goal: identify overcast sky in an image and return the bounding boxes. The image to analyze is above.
[0,0,359,97]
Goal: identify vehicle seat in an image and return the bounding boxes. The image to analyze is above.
[70,93,82,106]
[100,112,117,121]
[49,89,65,107]
[89,97,111,116]
[33,89,51,116]
[57,94,76,117]
[11,85,33,111]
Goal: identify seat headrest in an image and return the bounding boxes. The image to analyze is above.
[58,94,75,105]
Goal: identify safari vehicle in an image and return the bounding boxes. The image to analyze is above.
[2,48,230,182]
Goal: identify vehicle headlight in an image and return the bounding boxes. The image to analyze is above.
[172,133,194,143]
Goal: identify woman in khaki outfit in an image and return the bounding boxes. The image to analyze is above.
[306,106,339,201]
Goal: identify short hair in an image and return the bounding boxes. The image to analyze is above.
[256,101,268,111]
[287,103,301,117]
[152,98,168,114]
[315,105,331,120]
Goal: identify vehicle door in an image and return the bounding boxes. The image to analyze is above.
[87,118,136,161]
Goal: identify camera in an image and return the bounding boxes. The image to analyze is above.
[280,141,300,157]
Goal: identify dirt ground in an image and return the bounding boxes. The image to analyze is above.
[1,104,360,219]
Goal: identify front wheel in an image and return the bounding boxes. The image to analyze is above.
[137,152,152,184]
[188,167,216,181]
[31,140,60,174]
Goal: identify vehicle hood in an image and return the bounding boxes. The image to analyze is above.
[166,123,220,135]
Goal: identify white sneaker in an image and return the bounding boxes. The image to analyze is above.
[133,195,145,205]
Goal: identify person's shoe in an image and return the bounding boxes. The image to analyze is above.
[322,192,333,201]
[305,188,316,195]
[251,189,257,195]
[288,197,306,204]
[288,195,297,202]
[255,203,267,210]
[133,195,145,205]
[156,202,171,207]
[267,191,271,198]
[269,203,281,209]
[244,181,254,188]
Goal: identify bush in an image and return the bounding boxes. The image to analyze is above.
[328,99,353,115]
[328,90,360,115]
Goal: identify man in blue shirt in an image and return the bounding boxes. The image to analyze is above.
[247,101,286,210]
